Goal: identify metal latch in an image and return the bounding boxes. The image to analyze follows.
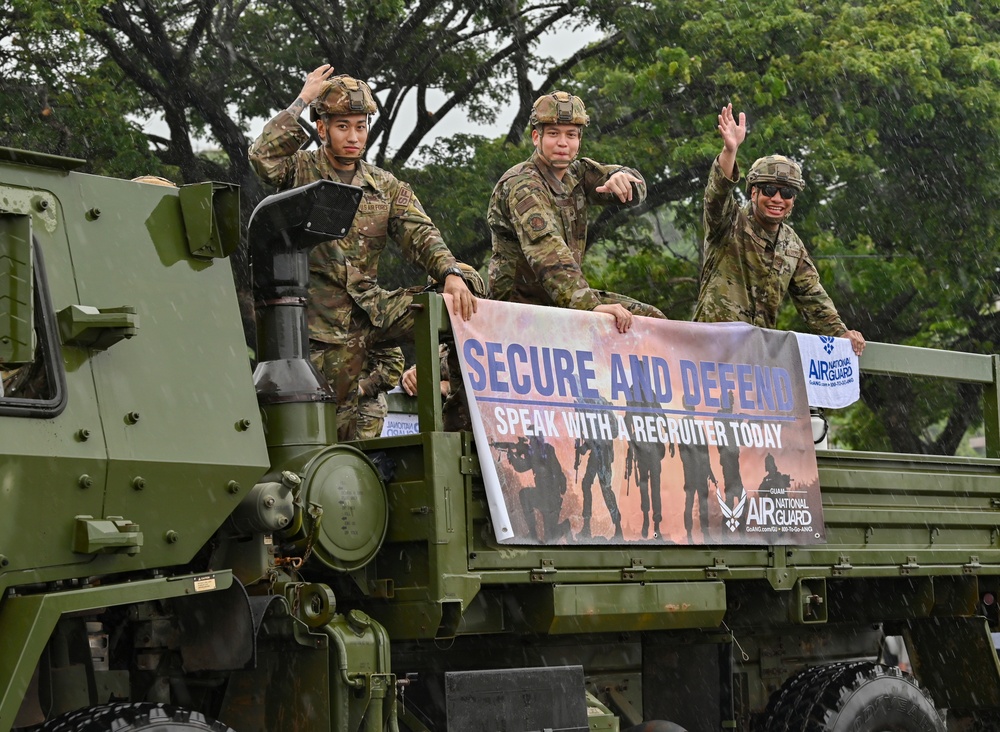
[705,557,729,580]
[832,555,853,576]
[900,556,920,575]
[530,558,557,582]
[622,558,646,581]
[58,305,138,350]
[73,515,143,555]
[459,455,480,476]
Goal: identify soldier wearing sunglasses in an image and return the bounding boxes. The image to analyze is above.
[693,104,865,356]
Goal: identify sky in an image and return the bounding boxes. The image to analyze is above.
[135,23,598,155]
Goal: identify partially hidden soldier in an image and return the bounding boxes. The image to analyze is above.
[497,435,571,543]
[400,262,487,431]
[350,345,404,440]
[487,91,666,334]
[248,64,477,440]
[694,104,865,357]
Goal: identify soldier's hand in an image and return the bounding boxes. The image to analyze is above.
[843,329,866,356]
[401,366,418,396]
[444,274,477,321]
[718,103,747,152]
[596,171,642,203]
[298,64,335,105]
[594,303,634,333]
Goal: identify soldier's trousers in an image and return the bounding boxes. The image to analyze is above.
[310,304,414,442]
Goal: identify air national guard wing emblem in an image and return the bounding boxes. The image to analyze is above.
[820,335,836,355]
[717,487,748,532]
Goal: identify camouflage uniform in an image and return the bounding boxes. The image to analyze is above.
[344,345,404,440]
[693,157,847,335]
[249,109,463,440]
[487,151,665,319]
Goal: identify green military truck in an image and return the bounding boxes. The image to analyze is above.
[2,146,1000,732]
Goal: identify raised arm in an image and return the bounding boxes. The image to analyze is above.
[717,103,746,180]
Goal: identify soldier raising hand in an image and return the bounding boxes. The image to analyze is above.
[249,66,478,440]
[693,104,865,356]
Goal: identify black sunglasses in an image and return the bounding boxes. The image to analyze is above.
[757,184,797,200]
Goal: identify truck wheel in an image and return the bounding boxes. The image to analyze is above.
[35,703,237,731]
[806,663,944,732]
[762,661,869,731]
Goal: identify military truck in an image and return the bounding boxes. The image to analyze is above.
[2,145,1000,732]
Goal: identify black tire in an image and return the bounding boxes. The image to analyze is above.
[36,703,236,732]
[762,661,869,732]
[804,663,943,732]
[761,662,942,732]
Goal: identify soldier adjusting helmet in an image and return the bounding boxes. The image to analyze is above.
[310,75,377,121]
[746,155,805,192]
[529,91,590,129]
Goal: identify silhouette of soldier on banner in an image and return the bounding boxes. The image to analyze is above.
[497,436,571,543]
[573,400,622,540]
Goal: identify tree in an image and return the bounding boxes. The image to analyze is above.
[567,0,1000,453]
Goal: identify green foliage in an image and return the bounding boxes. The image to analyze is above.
[557,0,1000,453]
[4,0,1000,453]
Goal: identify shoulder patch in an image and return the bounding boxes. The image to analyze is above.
[529,215,547,232]
[395,186,413,209]
[514,195,539,216]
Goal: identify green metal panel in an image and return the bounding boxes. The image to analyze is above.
[0,180,109,585]
[411,292,448,433]
[985,355,1000,458]
[67,173,269,570]
[516,582,727,634]
[0,162,269,590]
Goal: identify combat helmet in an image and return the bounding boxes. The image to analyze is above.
[529,91,590,128]
[310,75,377,121]
[746,155,805,191]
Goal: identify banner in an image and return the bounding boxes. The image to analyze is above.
[795,333,860,409]
[449,299,826,546]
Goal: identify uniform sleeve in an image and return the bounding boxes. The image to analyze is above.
[580,158,647,207]
[787,251,848,337]
[248,110,311,189]
[505,180,602,311]
[386,183,460,282]
[703,157,742,249]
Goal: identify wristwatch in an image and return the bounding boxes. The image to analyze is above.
[442,266,465,281]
